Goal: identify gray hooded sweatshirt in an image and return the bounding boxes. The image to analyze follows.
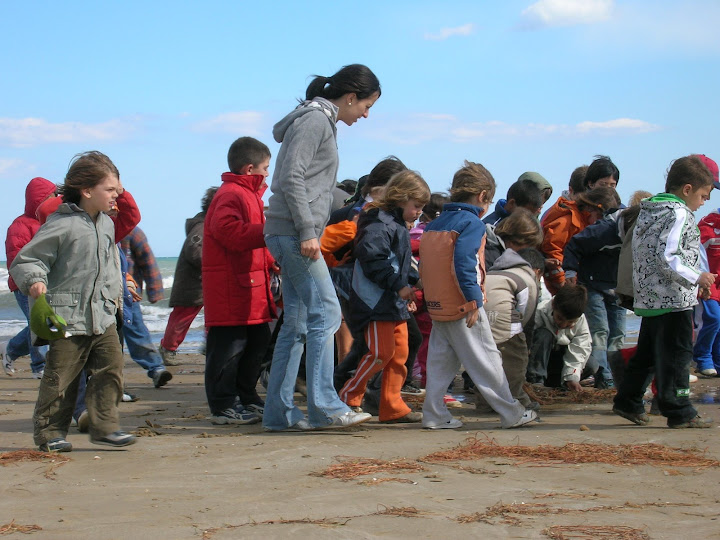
[264,97,339,241]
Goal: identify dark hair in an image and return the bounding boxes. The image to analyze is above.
[363,156,407,196]
[494,207,543,248]
[507,179,543,210]
[553,284,587,319]
[60,151,119,204]
[305,64,381,101]
[201,187,219,214]
[421,192,450,222]
[450,160,496,203]
[665,155,715,193]
[337,179,357,195]
[569,165,588,195]
[575,186,621,213]
[227,137,271,174]
[516,247,545,273]
[584,155,619,189]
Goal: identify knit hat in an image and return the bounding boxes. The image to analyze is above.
[517,172,552,195]
[694,155,720,189]
[30,294,70,341]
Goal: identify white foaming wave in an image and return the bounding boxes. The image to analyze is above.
[139,303,204,333]
[162,276,174,289]
[0,268,10,293]
[0,319,28,339]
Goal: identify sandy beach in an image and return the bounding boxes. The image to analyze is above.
[1,353,719,540]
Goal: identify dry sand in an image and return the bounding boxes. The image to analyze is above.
[1,353,719,539]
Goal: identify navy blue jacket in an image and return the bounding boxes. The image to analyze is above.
[482,199,509,226]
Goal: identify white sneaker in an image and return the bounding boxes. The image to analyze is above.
[689,374,699,383]
[263,418,314,432]
[698,368,717,377]
[506,409,538,429]
[31,370,44,380]
[316,411,372,430]
[423,418,463,430]
[1,342,15,376]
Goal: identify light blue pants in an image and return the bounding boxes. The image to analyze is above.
[7,290,47,373]
[584,288,626,382]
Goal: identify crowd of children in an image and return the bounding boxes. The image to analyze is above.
[2,63,719,452]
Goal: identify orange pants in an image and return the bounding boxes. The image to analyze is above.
[339,320,411,421]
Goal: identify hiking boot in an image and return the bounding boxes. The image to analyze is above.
[423,418,463,430]
[400,381,425,397]
[39,437,72,453]
[668,415,713,429]
[613,406,651,426]
[91,431,137,447]
[316,411,372,429]
[210,408,260,425]
[506,409,538,429]
[159,346,180,366]
[381,411,423,424]
[77,410,90,433]
[1,342,15,376]
[152,369,173,388]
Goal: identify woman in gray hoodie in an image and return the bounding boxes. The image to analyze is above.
[263,64,381,431]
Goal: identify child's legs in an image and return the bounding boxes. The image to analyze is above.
[235,323,271,406]
[693,299,720,371]
[334,320,353,366]
[414,312,432,386]
[527,327,555,384]
[379,322,412,421]
[404,316,421,385]
[205,326,246,414]
[584,289,612,380]
[499,333,532,407]
[422,322,461,426]
[653,311,697,424]
[10,290,47,372]
[458,310,524,427]
[339,321,397,407]
[161,305,203,352]
[33,336,89,445]
[121,301,165,377]
[84,325,124,439]
[614,317,660,414]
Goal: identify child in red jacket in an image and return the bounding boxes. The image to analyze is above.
[202,137,277,425]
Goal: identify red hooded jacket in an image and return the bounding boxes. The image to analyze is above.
[698,209,720,302]
[5,177,57,292]
[202,173,276,326]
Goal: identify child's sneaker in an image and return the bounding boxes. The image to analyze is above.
[39,437,73,453]
[77,410,90,433]
[91,431,137,447]
[316,411,372,429]
[1,342,15,376]
[698,368,718,377]
[381,411,423,424]
[668,415,713,429]
[444,394,462,408]
[31,370,44,380]
[506,409,538,429]
[245,403,264,418]
[152,369,173,388]
[400,381,425,397]
[122,391,139,402]
[423,418,463,430]
[612,406,650,426]
[159,346,180,366]
[210,408,260,425]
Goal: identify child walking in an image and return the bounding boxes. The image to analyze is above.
[614,155,717,428]
[10,151,136,451]
[420,161,537,429]
[339,171,430,423]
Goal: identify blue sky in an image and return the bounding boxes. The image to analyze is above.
[1,0,719,256]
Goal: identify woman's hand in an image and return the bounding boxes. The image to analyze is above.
[300,238,321,260]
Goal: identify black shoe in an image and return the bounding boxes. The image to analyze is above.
[39,437,72,453]
[91,431,137,447]
[612,407,650,426]
[152,369,173,388]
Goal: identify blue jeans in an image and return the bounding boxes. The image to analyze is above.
[262,235,349,429]
[7,291,47,373]
[584,288,625,382]
[693,299,720,371]
[121,301,165,377]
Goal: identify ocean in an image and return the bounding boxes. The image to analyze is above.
[0,257,641,352]
[0,257,206,354]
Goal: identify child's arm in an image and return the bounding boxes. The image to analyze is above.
[454,219,487,328]
[562,317,592,389]
[542,215,572,286]
[124,228,164,303]
[661,207,715,288]
[207,192,266,253]
[562,218,619,284]
[112,187,141,243]
[320,220,357,267]
[9,219,64,298]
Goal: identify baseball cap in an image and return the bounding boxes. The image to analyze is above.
[695,154,720,189]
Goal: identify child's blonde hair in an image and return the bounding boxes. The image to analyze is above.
[628,190,652,206]
[449,160,496,203]
[494,207,543,248]
[372,170,430,213]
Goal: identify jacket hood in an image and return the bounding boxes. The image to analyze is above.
[491,247,531,271]
[25,177,56,219]
[220,172,268,197]
[185,212,205,235]
[640,193,688,219]
[272,97,338,143]
[442,202,483,217]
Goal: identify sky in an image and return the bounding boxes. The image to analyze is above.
[1,0,719,257]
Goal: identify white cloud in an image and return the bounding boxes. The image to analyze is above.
[0,158,31,176]
[0,117,138,148]
[424,23,475,41]
[192,112,265,135]
[369,113,659,144]
[521,0,613,29]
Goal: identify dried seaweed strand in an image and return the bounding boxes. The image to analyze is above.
[358,477,416,486]
[0,450,71,467]
[311,456,426,480]
[524,383,617,405]
[543,524,650,539]
[0,519,43,535]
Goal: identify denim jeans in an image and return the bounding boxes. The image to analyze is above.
[262,235,349,429]
[693,299,720,372]
[120,301,165,378]
[7,291,47,373]
[584,288,626,382]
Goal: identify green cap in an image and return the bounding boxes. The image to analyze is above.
[30,294,70,341]
[517,171,552,194]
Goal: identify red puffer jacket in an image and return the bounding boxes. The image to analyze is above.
[5,177,57,292]
[698,209,720,301]
[202,173,277,326]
